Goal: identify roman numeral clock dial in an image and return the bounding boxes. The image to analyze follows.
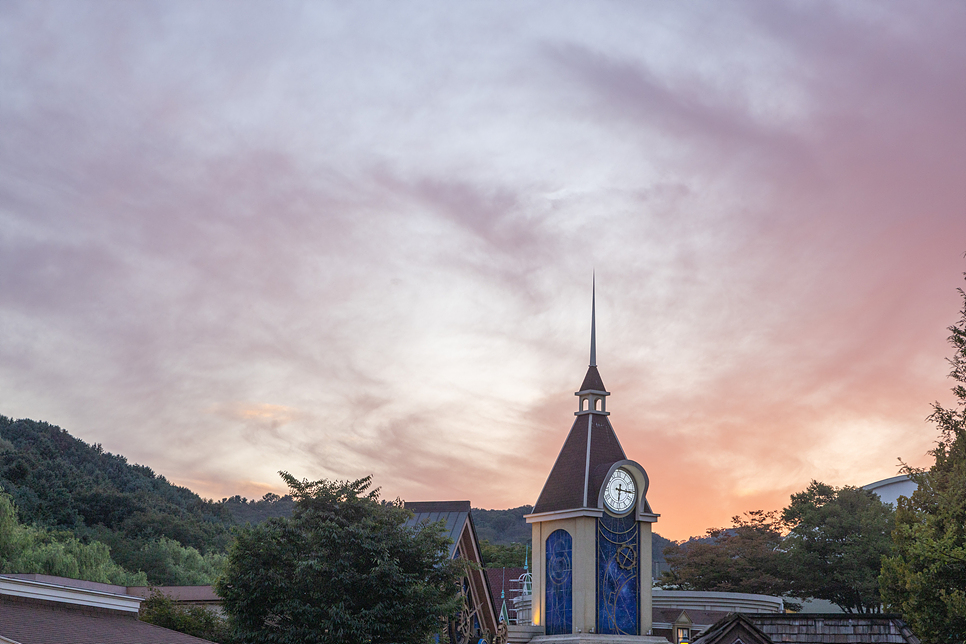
[603,467,636,514]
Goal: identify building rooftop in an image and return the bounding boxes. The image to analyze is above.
[0,575,216,644]
[532,413,626,514]
[404,500,472,558]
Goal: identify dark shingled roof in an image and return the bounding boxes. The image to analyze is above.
[689,613,773,644]
[578,365,606,392]
[653,608,732,628]
[0,596,216,644]
[747,614,920,644]
[694,614,922,644]
[533,413,626,514]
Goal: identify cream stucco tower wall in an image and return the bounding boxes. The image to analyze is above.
[524,285,661,641]
[528,478,657,635]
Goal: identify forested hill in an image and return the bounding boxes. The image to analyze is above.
[0,414,673,582]
[0,415,233,582]
[471,506,533,544]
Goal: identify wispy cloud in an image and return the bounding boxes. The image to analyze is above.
[1,0,964,538]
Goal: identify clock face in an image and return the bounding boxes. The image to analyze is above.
[603,468,636,514]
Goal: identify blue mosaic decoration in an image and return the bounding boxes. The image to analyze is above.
[597,512,639,635]
[545,529,573,635]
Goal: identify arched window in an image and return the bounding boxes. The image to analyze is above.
[545,529,573,635]
[594,398,601,411]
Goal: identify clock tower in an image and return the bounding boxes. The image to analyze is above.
[525,283,662,641]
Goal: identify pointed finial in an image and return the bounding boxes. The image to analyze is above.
[590,273,597,367]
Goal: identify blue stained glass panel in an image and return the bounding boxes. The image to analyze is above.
[597,513,639,635]
[545,529,572,635]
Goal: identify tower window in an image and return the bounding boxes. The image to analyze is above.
[546,530,573,635]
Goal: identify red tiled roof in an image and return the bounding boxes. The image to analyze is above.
[485,567,526,602]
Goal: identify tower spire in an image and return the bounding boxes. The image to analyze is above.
[590,273,596,367]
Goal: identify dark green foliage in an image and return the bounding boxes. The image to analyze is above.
[0,487,146,585]
[221,493,295,524]
[87,527,226,585]
[216,473,463,644]
[140,591,236,643]
[661,510,789,597]
[662,488,893,614]
[471,505,532,545]
[781,481,894,614]
[881,281,966,642]
[480,539,530,569]
[0,416,234,584]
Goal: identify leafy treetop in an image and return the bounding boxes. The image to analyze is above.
[881,278,966,642]
[216,473,463,644]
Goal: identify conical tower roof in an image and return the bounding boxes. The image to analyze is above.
[532,413,626,513]
[579,365,606,393]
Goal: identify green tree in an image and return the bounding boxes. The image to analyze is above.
[480,539,530,569]
[661,488,893,614]
[0,488,146,585]
[660,510,789,597]
[128,536,226,586]
[781,481,894,613]
[140,591,236,644]
[216,473,463,644]
[881,280,966,642]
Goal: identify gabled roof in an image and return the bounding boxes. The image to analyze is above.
[403,501,499,639]
[691,613,773,644]
[653,608,732,629]
[404,500,472,558]
[532,413,626,514]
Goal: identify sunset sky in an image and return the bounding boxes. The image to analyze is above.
[2,1,965,540]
